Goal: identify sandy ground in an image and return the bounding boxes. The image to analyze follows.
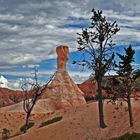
[0,99,140,140]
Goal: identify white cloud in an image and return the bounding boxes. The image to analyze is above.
[69,71,90,83]
[22,64,40,69]
[133,46,140,51]
[132,63,140,68]
[0,70,55,78]
[0,0,140,68]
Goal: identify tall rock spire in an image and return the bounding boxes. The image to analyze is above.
[56,45,69,71]
[41,45,86,110]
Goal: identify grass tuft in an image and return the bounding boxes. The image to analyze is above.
[20,122,34,132]
[110,132,140,140]
[39,116,63,128]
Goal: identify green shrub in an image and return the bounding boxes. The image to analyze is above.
[85,96,95,102]
[110,132,140,140]
[2,128,10,140]
[20,122,34,132]
[39,116,63,128]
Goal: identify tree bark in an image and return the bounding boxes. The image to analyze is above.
[97,78,107,128]
[127,94,133,127]
[24,111,31,133]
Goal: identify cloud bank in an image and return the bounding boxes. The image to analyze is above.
[0,0,140,68]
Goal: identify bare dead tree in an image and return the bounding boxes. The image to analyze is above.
[21,68,54,133]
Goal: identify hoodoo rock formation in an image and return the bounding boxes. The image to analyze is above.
[41,45,86,110]
[56,45,69,71]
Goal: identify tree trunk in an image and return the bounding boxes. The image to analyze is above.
[127,94,133,127]
[24,112,31,133]
[97,79,107,128]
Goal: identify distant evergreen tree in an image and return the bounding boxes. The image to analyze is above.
[115,45,140,127]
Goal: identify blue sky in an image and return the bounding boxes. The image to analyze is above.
[0,0,140,89]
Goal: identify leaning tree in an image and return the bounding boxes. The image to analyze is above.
[21,68,54,133]
[74,9,120,128]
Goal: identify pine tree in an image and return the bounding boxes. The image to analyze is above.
[115,45,140,127]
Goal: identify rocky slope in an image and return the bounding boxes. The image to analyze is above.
[78,76,140,99]
[77,77,107,98]
[3,99,139,140]
[0,88,24,107]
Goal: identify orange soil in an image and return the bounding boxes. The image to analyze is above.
[0,99,139,140]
